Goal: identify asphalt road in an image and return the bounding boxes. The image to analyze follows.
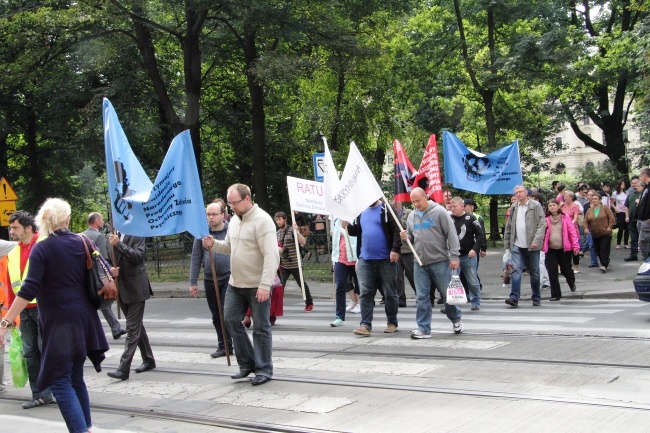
[3,296,650,433]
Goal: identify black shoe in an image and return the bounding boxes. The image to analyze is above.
[570,284,576,292]
[436,298,444,304]
[399,303,407,308]
[22,395,54,409]
[107,370,129,380]
[505,298,518,307]
[135,361,156,373]
[588,264,599,268]
[211,348,227,358]
[113,329,127,340]
[251,375,271,386]
[231,369,254,379]
[624,256,638,262]
[532,300,541,306]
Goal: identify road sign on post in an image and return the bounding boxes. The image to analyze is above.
[0,178,18,226]
[313,153,325,182]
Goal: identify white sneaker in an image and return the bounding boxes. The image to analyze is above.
[411,330,432,339]
[350,304,361,314]
[345,301,355,312]
[453,321,463,334]
[411,329,421,334]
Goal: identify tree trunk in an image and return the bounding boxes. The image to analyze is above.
[183,4,204,181]
[243,29,269,210]
[330,58,345,150]
[489,196,501,243]
[25,106,44,210]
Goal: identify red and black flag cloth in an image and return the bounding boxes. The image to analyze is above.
[393,139,417,202]
[414,135,444,203]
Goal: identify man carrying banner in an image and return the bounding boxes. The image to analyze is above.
[503,185,547,307]
[204,184,279,386]
[106,232,156,380]
[345,200,401,337]
[189,200,233,358]
[274,212,314,312]
[401,188,462,338]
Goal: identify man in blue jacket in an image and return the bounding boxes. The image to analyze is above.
[345,200,401,336]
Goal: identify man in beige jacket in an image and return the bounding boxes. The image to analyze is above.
[203,184,280,386]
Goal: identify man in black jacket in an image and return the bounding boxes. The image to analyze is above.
[637,168,650,260]
[450,197,485,310]
[344,200,401,337]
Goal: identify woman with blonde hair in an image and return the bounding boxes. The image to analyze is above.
[0,198,109,433]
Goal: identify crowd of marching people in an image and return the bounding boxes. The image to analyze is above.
[1,169,650,432]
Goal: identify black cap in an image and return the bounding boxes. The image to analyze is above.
[463,198,476,207]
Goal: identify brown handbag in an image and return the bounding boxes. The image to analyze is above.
[79,234,118,308]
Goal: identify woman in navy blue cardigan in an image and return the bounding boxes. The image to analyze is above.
[0,198,109,433]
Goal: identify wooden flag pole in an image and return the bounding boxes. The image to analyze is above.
[209,254,231,366]
[381,194,423,266]
[290,211,307,301]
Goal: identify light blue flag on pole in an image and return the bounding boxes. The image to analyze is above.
[103,98,209,238]
[442,131,523,195]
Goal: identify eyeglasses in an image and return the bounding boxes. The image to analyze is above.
[227,199,244,207]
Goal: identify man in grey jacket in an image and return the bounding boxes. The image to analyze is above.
[503,185,547,307]
[81,212,126,340]
[189,200,232,358]
[401,188,462,338]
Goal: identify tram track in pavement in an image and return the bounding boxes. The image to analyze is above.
[113,338,650,372]
[0,395,340,433]
[71,365,650,414]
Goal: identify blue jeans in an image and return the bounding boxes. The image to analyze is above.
[224,285,273,378]
[459,255,481,307]
[414,260,461,333]
[334,262,358,321]
[49,354,91,433]
[205,278,233,350]
[19,308,52,399]
[356,258,398,330]
[509,245,541,302]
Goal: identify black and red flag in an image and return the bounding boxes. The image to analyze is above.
[393,139,417,202]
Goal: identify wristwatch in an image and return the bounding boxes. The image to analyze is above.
[0,319,11,329]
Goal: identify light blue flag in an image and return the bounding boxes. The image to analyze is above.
[442,131,523,195]
[103,98,209,238]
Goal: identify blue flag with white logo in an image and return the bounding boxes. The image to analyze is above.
[103,98,209,238]
[442,131,523,195]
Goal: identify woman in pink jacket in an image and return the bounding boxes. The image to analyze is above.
[543,199,581,301]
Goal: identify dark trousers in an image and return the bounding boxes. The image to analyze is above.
[616,212,629,245]
[545,249,575,299]
[20,308,52,399]
[334,262,358,320]
[629,220,639,256]
[279,266,313,305]
[118,301,155,372]
[204,278,233,350]
[592,235,612,269]
[396,253,416,306]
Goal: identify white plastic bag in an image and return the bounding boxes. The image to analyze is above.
[446,273,467,305]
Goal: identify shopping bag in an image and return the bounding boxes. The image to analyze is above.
[9,327,28,388]
[446,273,467,305]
